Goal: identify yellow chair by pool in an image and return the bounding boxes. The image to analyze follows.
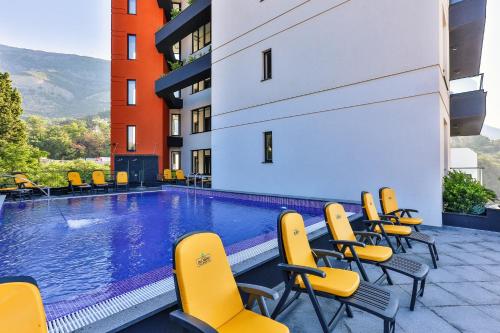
[115,171,129,191]
[67,171,91,194]
[91,170,111,193]
[0,276,47,333]
[170,232,289,333]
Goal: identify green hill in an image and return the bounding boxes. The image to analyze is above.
[0,44,109,118]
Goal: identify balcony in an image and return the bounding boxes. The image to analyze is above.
[450,74,487,136]
[156,52,211,100]
[449,0,487,80]
[156,0,211,54]
[167,136,183,148]
[157,0,173,11]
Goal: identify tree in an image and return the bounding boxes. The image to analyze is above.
[0,72,44,175]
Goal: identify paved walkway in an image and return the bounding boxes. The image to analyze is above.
[271,226,500,333]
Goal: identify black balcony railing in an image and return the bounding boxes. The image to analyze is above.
[167,136,183,148]
[156,0,211,55]
[156,52,211,99]
[450,74,487,136]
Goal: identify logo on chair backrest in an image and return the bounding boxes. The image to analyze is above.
[293,229,300,236]
[388,196,393,200]
[196,253,211,267]
[336,214,342,220]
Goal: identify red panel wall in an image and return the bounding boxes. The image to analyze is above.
[111,0,168,172]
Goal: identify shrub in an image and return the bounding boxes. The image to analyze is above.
[443,171,496,215]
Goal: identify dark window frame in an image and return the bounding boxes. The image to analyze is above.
[128,0,137,15]
[171,150,181,170]
[262,49,272,81]
[127,79,136,106]
[192,22,212,53]
[192,77,211,94]
[191,149,212,175]
[191,106,212,134]
[264,131,273,163]
[171,113,181,136]
[127,34,137,60]
[127,125,136,152]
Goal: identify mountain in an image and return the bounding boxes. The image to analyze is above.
[0,44,109,119]
[481,125,500,141]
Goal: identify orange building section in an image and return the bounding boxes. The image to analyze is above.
[111,0,168,172]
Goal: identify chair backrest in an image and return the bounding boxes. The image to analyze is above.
[14,174,33,188]
[163,169,173,180]
[0,277,47,333]
[362,191,380,221]
[173,232,244,329]
[278,211,317,269]
[92,171,106,185]
[67,171,83,186]
[176,169,186,180]
[324,203,357,251]
[116,171,128,184]
[379,187,399,216]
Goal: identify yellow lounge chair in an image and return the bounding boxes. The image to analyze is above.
[91,170,111,193]
[271,211,398,333]
[67,171,91,195]
[324,202,428,310]
[14,173,48,195]
[170,232,289,333]
[175,169,187,185]
[115,171,129,191]
[362,191,439,268]
[379,187,423,231]
[0,276,47,333]
[162,169,175,183]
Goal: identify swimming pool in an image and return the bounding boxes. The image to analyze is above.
[0,187,361,327]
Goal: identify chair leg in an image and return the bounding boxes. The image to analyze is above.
[354,258,370,282]
[345,304,353,318]
[405,237,413,249]
[433,244,439,261]
[410,279,419,311]
[271,278,295,319]
[381,266,393,285]
[428,244,438,269]
[303,275,330,333]
[397,237,406,253]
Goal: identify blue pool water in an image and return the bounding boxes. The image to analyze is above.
[0,188,360,320]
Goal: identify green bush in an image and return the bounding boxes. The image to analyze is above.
[32,160,110,188]
[443,171,496,215]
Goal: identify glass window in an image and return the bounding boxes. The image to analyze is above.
[128,0,137,14]
[127,126,136,151]
[192,77,211,94]
[128,35,136,60]
[127,80,136,105]
[171,114,181,136]
[192,22,211,53]
[264,131,273,163]
[263,49,272,81]
[171,151,181,170]
[192,106,211,134]
[191,149,211,175]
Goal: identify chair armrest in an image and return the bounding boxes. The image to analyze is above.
[379,214,400,221]
[354,231,382,241]
[170,310,217,333]
[277,263,326,278]
[328,240,366,248]
[237,283,279,300]
[363,219,394,226]
[312,248,344,260]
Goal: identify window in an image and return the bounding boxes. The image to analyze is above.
[264,131,273,163]
[128,35,136,60]
[192,22,211,53]
[171,114,181,136]
[192,106,211,134]
[127,126,136,151]
[128,0,137,14]
[263,49,272,81]
[192,77,211,94]
[171,151,181,170]
[192,149,211,175]
[127,80,136,105]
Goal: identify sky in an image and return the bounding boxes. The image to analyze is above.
[0,0,498,128]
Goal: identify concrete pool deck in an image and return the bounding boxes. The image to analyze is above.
[267,226,500,333]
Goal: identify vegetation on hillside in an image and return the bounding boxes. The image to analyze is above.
[451,136,500,197]
[0,72,110,188]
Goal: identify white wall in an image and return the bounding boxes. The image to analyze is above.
[211,0,450,226]
[450,148,480,181]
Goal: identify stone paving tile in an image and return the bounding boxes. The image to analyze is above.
[416,283,469,307]
[477,281,500,296]
[447,242,488,253]
[477,264,500,278]
[395,307,460,333]
[432,306,500,333]
[446,251,497,265]
[476,305,500,322]
[476,251,500,264]
[438,282,500,305]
